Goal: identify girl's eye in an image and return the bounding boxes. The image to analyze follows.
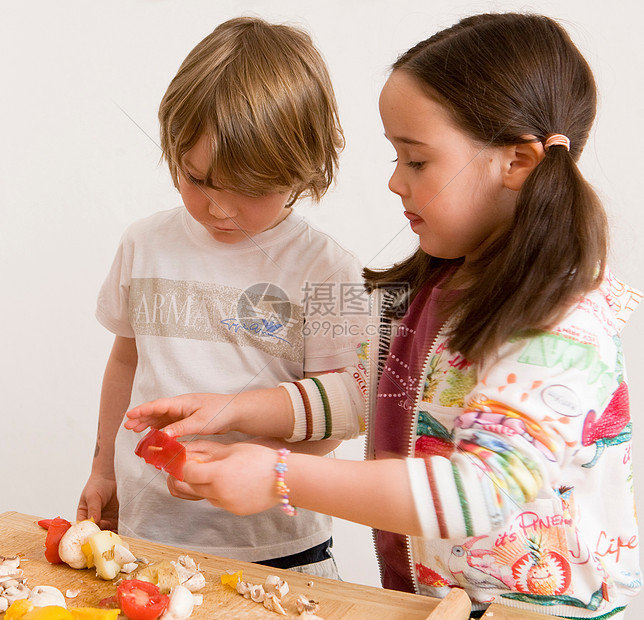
[405,161,425,170]
[391,158,425,170]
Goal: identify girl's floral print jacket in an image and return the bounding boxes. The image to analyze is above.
[282,271,642,618]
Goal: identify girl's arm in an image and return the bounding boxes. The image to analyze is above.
[77,336,137,530]
[170,441,423,536]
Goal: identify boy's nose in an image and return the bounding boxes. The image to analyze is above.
[208,198,235,219]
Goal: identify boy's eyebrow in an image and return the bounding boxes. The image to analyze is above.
[181,155,201,174]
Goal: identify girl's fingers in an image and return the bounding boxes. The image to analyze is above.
[184,439,227,455]
[182,452,227,484]
[167,477,206,501]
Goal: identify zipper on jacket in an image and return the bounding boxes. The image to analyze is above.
[404,322,446,595]
[365,287,396,585]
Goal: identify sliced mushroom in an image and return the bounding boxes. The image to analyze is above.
[263,592,287,615]
[0,556,21,570]
[0,565,22,578]
[29,585,67,608]
[296,594,320,614]
[3,583,31,605]
[249,584,265,603]
[264,574,289,598]
[58,520,101,569]
[160,585,195,620]
[236,581,252,598]
[120,561,139,574]
[171,556,205,592]
[181,572,205,593]
[113,544,137,567]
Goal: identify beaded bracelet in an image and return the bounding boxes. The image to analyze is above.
[275,448,297,516]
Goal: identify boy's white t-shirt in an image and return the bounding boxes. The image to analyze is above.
[97,207,366,560]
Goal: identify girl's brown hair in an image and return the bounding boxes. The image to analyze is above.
[365,13,608,362]
[159,17,344,203]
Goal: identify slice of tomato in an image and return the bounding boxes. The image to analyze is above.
[116,579,170,620]
[43,516,72,564]
[135,429,186,481]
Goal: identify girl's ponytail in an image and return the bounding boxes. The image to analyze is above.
[448,142,607,361]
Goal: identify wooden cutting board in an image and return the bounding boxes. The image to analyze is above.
[1,511,443,619]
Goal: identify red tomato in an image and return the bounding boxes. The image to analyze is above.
[117,579,170,620]
[43,516,72,564]
[135,429,186,481]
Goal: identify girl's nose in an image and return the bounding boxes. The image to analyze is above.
[388,166,407,198]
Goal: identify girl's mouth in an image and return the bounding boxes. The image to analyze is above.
[404,211,423,225]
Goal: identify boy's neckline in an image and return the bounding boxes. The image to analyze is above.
[181,207,302,252]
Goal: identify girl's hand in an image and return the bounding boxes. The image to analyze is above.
[168,441,279,515]
[125,393,237,437]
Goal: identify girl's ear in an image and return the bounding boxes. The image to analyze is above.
[501,139,545,191]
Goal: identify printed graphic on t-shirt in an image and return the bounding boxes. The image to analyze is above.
[129,278,303,362]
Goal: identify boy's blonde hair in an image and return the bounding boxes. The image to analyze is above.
[159,16,344,204]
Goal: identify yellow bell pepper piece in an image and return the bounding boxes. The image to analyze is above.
[69,608,120,620]
[80,541,94,568]
[21,606,74,620]
[221,569,243,588]
[5,599,34,619]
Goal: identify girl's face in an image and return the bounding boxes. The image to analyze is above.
[179,135,292,244]
[379,70,516,264]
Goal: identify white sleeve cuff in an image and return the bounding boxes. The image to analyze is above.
[279,382,306,442]
[406,458,440,539]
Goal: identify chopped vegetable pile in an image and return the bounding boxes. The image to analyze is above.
[18,518,207,619]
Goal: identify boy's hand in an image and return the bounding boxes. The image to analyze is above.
[77,474,119,531]
[125,393,237,437]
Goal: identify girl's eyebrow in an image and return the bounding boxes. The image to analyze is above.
[384,132,428,146]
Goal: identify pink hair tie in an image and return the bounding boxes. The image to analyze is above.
[543,133,570,152]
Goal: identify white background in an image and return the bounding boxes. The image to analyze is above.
[1,0,643,616]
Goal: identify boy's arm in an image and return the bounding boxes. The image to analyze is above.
[77,336,137,530]
[125,387,295,438]
[125,366,364,441]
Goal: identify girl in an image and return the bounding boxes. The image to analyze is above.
[126,13,642,618]
[77,16,366,579]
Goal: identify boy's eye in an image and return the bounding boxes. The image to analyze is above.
[186,172,205,186]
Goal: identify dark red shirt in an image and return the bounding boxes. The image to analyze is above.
[374,276,461,592]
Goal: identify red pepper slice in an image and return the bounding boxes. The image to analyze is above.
[43,516,72,564]
[135,429,186,481]
[37,518,54,530]
[117,579,170,620]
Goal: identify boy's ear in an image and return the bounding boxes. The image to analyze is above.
[501,139,545,191]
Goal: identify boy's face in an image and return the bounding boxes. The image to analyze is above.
[179,135,292,244]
